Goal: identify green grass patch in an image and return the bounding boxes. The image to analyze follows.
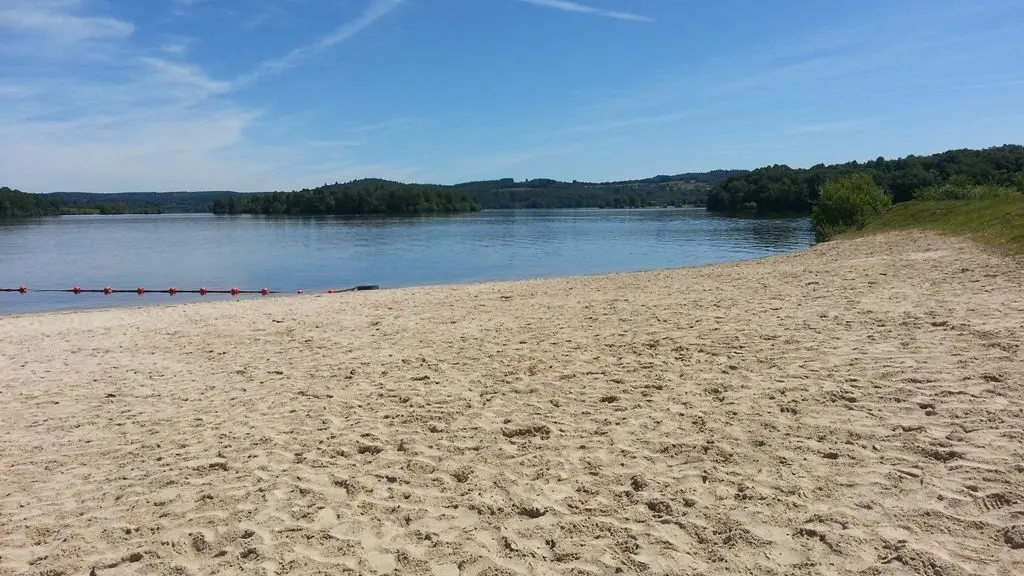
[854,195,1024,255]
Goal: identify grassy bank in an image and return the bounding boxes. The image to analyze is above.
[854,196,1024,255]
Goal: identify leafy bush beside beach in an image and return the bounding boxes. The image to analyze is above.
[811,175,891,241]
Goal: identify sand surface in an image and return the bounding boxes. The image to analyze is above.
[2,232,1023,576]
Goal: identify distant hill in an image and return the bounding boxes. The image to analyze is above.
[47,191,242,214]
[211,171,742,215]
[213,180,479,216]
[455,170,745,209]
[3,170,744,217]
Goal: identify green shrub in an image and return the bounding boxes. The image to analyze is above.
[812,174,891,241]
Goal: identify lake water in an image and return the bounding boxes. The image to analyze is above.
[0,209,812,314]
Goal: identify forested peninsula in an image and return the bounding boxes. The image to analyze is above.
[212,180,480,216]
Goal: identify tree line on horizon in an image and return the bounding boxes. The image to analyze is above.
[0,188,226,217]
[706,145,1024,215]
[4,172,732,218]
[212,180,481,216]
[52,191,226,214]
[452,171,744,209]
[209,172,745,215]
[5,147,1023,219]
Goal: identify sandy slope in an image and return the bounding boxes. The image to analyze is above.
[1,231,1023,576]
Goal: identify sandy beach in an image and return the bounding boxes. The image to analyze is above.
[2,231,1023,576]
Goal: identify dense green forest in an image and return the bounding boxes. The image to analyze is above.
[0,187,63,217]
[454,171,744,209]
[212,180,480,216]
[707,145,1024,215]
[1,189,232,217]
[212,171,744,215]
[51,191,233,214]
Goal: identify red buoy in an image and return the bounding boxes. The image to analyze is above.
[136,287,145,295]
[199,287,208,296]
[103,287,112,295]
[260,288,269,296]
[169,287,177,296]
[18,286,27,295]
[230,288,240,296]
[72,285,82,295]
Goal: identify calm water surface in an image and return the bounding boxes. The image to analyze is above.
[0,209,812,314]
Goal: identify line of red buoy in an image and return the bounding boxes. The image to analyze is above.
[1,285,379,296]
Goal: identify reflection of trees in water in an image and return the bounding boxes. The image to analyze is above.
[701,213,814,251]
[723,217,812,251]
[343,210,574,251]
[744,218,813,250]
[244,210,815,255]
[267,212,476,230]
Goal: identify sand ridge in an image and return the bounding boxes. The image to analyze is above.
[1,231,1023,575]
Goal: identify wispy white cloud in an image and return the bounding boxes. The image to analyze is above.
[515,0,651,22]
[140,57,234,100]
[161,41,190,55]
[547,7,1014,147]
[0,83,40,100]
[586,1,1024,124]
[448,151,541,179]
[0,0,133,42]
[249,0,405,78]
[169,0,209,18]
[871,75,1024,99]
[300,139,366,149]
[240,5,286,29]
[0,0,415,192]
[556,110,696,135]
[781,120,871,136]
[345,118,422,133]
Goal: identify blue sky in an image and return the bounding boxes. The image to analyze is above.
[2,0,1022,192]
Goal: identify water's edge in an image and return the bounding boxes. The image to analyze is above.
[0,209,813,314]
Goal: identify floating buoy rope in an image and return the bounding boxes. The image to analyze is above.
[0,285,379,297]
